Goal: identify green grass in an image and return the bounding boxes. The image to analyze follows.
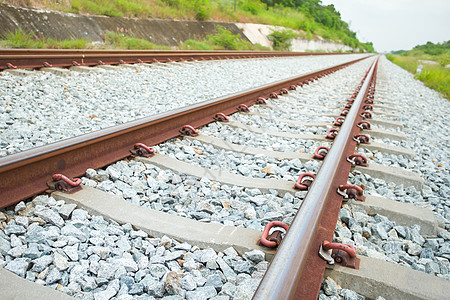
[386,54,450,99]
[1,27,266,51]
[104,32,171,50]
[179,26,269,50]
[5,0,373,52]
[1,29,89,49]
[0,29,170,50]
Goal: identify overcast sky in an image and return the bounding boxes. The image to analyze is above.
[320,0,450,52]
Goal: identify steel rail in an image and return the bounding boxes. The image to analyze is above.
[253,56,380,300]
[0,56,369,208]
[0,49,352,70]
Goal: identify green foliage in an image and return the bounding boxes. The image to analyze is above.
[161,0,211,20]
[206,25,248,50]
[180,26,269,50]
[386,53,450,99]
[1,29,88,49]
[2,29,42,48]
[241,2,259,15]
[414,40,450,56]
[7,0,373,51]
[416,67,450,99]
[268,29,296,51]
[104,32,171,49]
[179,39,212,50]
[46,38,89,49]
[70,0,154,17]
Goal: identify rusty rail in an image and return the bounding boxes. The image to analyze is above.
[0,56,369,208]
[253,56,379,299]
[0,49,353,70]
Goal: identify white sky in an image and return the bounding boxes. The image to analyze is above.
[320,0,450,52]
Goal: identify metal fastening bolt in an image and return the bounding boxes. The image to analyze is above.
[294,172,316,190]
[260,221,289,248]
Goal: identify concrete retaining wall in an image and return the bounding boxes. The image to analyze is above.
[0,4,248,46]
[237,23,354,52]
[0,3,354,52]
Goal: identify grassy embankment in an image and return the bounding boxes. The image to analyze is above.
[0,0,374,52]
[0,27,267,51]
[386,41,450,99]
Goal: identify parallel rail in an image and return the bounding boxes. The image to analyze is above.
[0,55,368,208]
[0,54,377,299]
[254,56,379,299]
[0,49,352,70]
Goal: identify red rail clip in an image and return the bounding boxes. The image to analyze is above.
[313,146,329,160]
[326,128,339,139]
[43,62,53,68]
[97,60,105,65]
[260,221,289,248]
[214,113,229,122]
[357,121,371,130]
[319,240,359,269]
[363,104,373,111]
[340,108,349,116]
[334,117,345,126]
[237,104,250,112]
[280,88,289,94]
[322,240,356,258]
[353,134,370,144]
[6,63,17,69]
[130,143,155,158]
[48,174,82,194]
[71,61,81,66]
[289,85,297,90]
[294,172,316,190]
[360,111,372,119]
[346,154,369,167]
[179,125,199,136]
[269,92,278,99]
[256,97,267,105]
[337,184,365,201]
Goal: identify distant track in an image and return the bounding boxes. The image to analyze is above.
[0,49,352,70]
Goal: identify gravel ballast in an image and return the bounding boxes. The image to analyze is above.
[0,54,368,157]
[1,53,449,299]
[0,196,268,300]
[332,56,450,281]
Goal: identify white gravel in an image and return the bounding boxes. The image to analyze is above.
[334,56,450,281]
[0,196,268,299]
[0,54,368,156]
[2,53,449,299]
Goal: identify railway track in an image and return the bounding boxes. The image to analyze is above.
[0,52,449,299]
[0,49,349,70]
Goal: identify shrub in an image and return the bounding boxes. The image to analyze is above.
[104,32,171,49]
[241,2,259,15]
[179,39,212,50]
[2,29,41,48]
[207,25,246,50]
[268,29,296,51]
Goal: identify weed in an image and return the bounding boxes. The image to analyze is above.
[387,54,450,99]
[5,0,372,51]
[2,29,42,48]
[179,26,269,51]
[179,39,212,50]
[104,32,171,50]
[268,29,296,51]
